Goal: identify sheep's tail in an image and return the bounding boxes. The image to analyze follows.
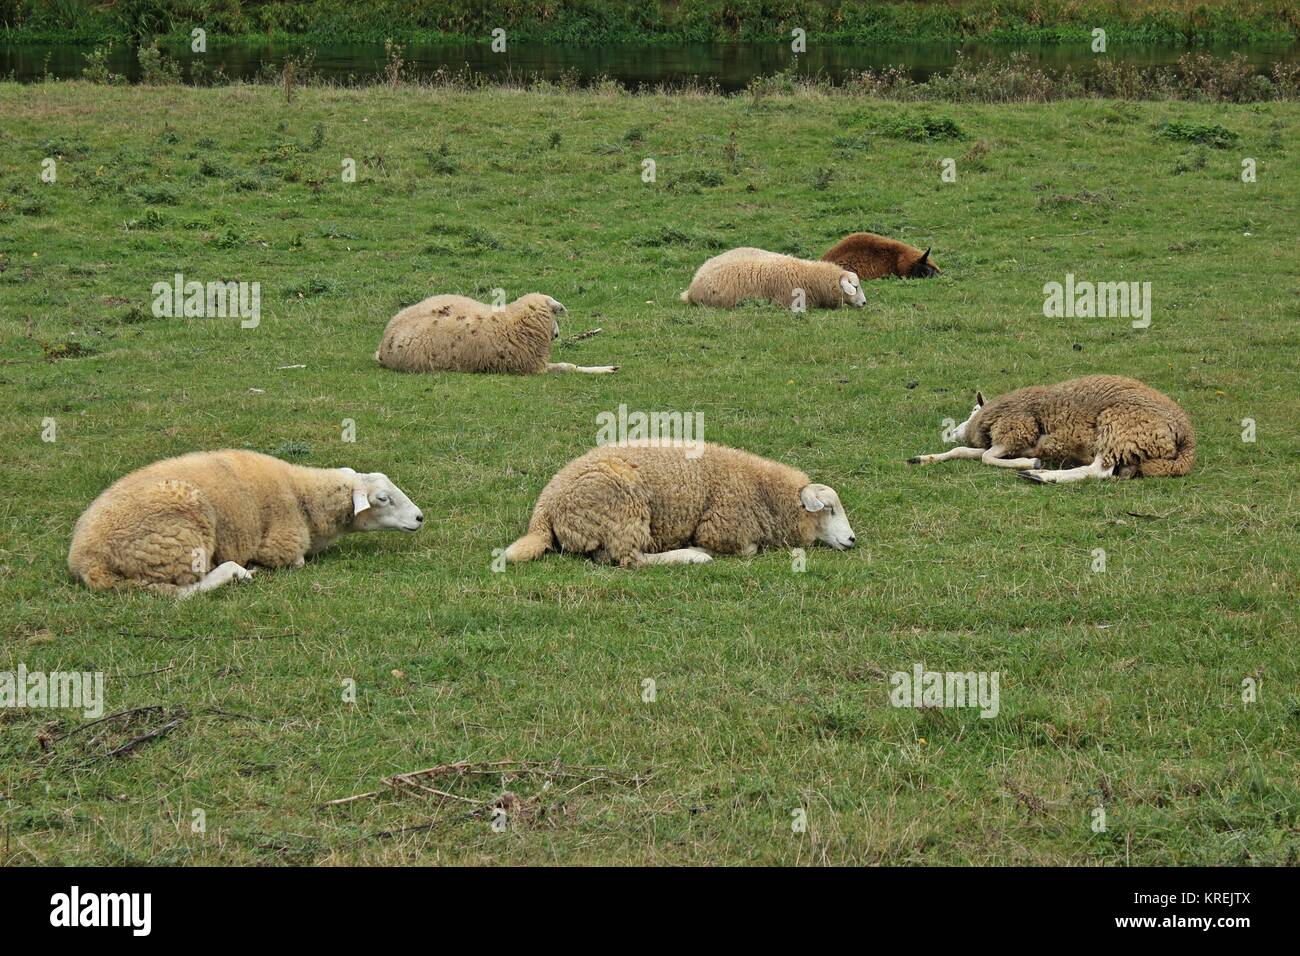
[1139,423,1197,478]
[504,510,553,563]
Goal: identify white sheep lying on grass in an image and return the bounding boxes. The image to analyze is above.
[68,450,423,597]
[908,375,1196,484]
[376,293,618,374]
[680,247,866,309]
[504,441,856,567]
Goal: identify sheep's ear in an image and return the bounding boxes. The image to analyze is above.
[839,275,858,296]
[920,248,930,264]
[338,467,356,476]
[352,487,371,515]
[975,390,985,407]
[799,485,825,513]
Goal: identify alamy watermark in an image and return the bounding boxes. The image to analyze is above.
[1,664,103,718]
[1043,273,1151,328]
[152,273,260,328]
[889,663,1000,718]
[596,403,704,458]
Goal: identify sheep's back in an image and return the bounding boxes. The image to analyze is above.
[378,295,542,373]
[70,450,282,566]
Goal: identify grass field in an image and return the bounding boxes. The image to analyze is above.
[1,81,1297,865]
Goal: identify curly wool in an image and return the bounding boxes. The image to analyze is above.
[377,293,555,374]
[505,442,820,566]
[967,375,1195,477]
[680,247,856,308]
[68,450,357,594]
[821,232,938,279]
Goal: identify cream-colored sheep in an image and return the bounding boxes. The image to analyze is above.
[68,450,423,597]
[680,247,866,309]
[504,441,856,567]
[376,293,618,375]
[908,375,1196,483]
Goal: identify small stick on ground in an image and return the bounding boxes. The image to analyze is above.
[565,327,603,343]
[322,759,646,810]
[53,706,166,741]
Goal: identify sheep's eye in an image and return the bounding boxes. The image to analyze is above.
[376,493,390,504]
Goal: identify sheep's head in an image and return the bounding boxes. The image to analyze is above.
[340,469,423,532]
[906,248,940,279]
[952,391,985,443]
[516,293,566,338]
[544,296,566,339]
[837,271,866,307]
[799,484,856,550]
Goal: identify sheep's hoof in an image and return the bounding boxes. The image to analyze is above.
[1029,458,1042,469]
[1020,471,1047,484]
[907,456,922,465]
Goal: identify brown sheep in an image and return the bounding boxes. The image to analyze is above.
[821,232,939,280]
[908,375,1195,484]
[376,293,618,375]
[504,441,856,567]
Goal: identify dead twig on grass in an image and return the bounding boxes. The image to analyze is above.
[322,759,650,827]
[96,707,188,761]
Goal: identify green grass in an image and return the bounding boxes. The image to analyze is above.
[1,81,1298,865]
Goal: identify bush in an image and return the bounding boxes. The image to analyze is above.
[137,44,181,85]
[81,44,123,85]
[1156,121,1239,148]
[878,113,965,141]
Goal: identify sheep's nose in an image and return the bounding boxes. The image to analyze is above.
[415,513,424,524]
[847,535,856,545]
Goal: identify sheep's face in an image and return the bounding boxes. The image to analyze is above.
[800,484,856,550]
[346,472,424,533]
[544,296,566,339]
[838,272,866,307]
[953,391,985,443]
[907,248,940,279]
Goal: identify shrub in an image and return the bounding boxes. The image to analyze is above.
[1156,122,1239,148]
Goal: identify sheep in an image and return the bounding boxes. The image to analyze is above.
[376,292,618,375]
[907,375,1195,484]
[821,232,939,280]
[679,247,866,310]
[504,441,856,567]
[68,450,423,597]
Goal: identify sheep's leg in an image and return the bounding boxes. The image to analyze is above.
[545,363,619,374]
[175,561,255,599]
[1021,455,1114,485]
[980,445,1041,470]
[908,447,985,465]
[636,548,713,566]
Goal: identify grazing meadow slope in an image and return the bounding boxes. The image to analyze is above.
[0,82,1297,864]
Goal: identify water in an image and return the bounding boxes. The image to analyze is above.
[3,39,1297,89]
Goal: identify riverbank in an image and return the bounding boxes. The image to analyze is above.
[30,46,1300,102]
[3,0,1297,46]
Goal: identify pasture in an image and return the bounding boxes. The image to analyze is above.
[0,81,1297,864]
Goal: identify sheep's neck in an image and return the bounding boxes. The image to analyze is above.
[293,470,355,550]
[760,473,814,547]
